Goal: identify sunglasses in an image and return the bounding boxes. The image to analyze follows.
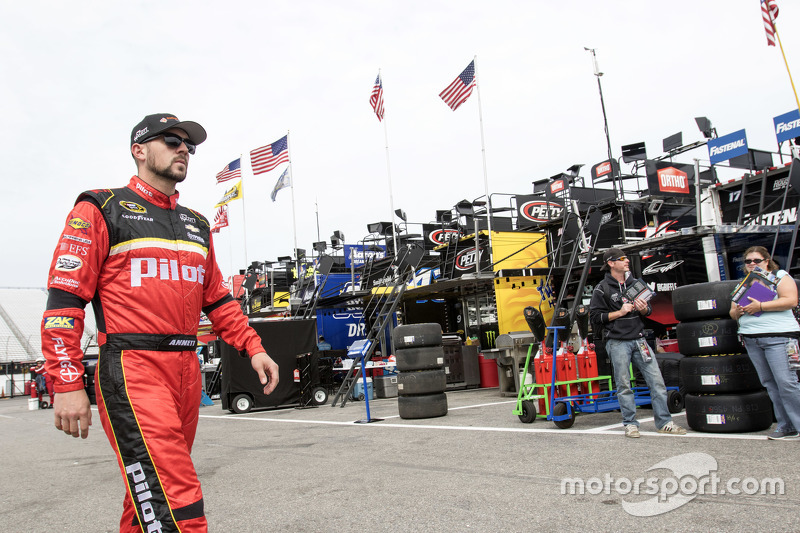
[143,133,196,154]
[611,256,627,262]
[744,258,764,265]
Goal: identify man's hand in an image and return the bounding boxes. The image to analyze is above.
[633,298,648,314]
[251,352,279,395]
[54,389,92,439]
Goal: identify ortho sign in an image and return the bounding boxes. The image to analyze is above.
[657,167,690,195]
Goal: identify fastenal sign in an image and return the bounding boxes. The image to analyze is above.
[774,109,800,144]
[708,129,748,165]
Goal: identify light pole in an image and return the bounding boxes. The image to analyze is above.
[584,47,618,198]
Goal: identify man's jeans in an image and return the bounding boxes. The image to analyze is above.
[605,338,672,429]
[743,336,800,432]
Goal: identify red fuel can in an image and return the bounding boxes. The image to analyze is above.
[576,344,600,396]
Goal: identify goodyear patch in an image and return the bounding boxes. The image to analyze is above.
[68,217,91,231]
[120,201,147,213]
[44,316,75,329]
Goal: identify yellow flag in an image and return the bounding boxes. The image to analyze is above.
[214,180,243,208]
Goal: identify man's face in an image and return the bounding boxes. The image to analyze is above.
[142,128,191,183]
[608,255,630,274]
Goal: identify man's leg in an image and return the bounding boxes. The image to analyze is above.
[632,346,672,429]
[605,339,638,426]
[96,348,207,533]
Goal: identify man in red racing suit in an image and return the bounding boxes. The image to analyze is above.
[41,114,279,533]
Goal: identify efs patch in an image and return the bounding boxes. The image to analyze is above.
[44,316,75,329]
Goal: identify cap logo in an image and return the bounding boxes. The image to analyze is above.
[133,127,149,141]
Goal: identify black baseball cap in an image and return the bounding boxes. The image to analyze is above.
[601,247,625,271]
[130,113,207,147]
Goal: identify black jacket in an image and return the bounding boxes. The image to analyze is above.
[589,272,651,341]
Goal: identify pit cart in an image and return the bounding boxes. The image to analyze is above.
[513,310,681,428]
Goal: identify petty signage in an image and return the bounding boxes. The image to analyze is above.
[708,129,748,165]
[774,109,800,144]
[516,194,565,225]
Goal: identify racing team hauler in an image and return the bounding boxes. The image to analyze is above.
[41,113,279,532]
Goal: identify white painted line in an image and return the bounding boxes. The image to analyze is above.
[199,412,767,440]
[587,412,687,432]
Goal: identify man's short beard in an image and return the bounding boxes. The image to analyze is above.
[146,152,186,183]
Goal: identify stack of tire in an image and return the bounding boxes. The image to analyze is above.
[673,281,772,433]
[393,323,448,420]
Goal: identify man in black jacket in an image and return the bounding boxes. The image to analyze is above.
[589,248,686,438]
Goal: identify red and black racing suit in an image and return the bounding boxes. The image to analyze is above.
[41,176,265,532]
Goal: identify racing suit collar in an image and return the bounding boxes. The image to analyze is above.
[128,175,180,210]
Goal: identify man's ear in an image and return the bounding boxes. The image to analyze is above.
[131,143,147,163]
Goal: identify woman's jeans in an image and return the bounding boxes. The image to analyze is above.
[743,336,800,432]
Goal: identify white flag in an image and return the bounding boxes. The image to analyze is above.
[270,166,292,202]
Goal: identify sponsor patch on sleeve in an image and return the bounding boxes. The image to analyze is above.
[44,316,75,329]
[55,255,83,272]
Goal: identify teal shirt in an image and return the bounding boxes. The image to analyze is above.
[738,270,800,336]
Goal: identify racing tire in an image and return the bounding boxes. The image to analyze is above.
[231,393,253,414]
[39,401,49,410]
[397,369,447,396]
[667,389,684,413]
[395,346,445,372]
[680,354,762,394]
[676,318,743,356]
[312,386,328,406]
[552,401,575,429]
[392,323,443,349]
[684,391,773,433]
[672,281,740,322]
[398,393,448,420]
[518,400,537,424]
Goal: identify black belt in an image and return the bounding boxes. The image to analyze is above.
[104,333,198,352]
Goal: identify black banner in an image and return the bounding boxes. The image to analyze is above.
[645,161,696,198]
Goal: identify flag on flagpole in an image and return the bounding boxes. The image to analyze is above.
[439,60,477,111]
[211,205,229,233]
[270,166,292,202]
[761,0,779,46]
[215,158,241,183]
[370,72,385,121]
[250,135,289,175]
[214,180,243,208]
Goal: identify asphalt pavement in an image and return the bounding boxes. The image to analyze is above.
[1,388,797,532]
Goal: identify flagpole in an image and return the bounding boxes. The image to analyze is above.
[286,131,299,269]
[769,12,800,113]
[473,55,493,264]
[236,153,248,268]
[379,69,399,254]
[240,178,248,267]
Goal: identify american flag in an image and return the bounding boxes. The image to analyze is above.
[761,0,779,46]
[250,135,289,175]
[211,205,229,233]
[439,60,477,111]
[215,158,241,184]
[370,73,385,121]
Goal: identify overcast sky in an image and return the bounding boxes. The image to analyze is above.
[2,1,798,287]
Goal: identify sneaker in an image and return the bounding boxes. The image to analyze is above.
[767,429,800,440]
[625,425,640,438]
[658,421,687,435]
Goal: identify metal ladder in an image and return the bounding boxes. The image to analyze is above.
[331,245,423,407]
